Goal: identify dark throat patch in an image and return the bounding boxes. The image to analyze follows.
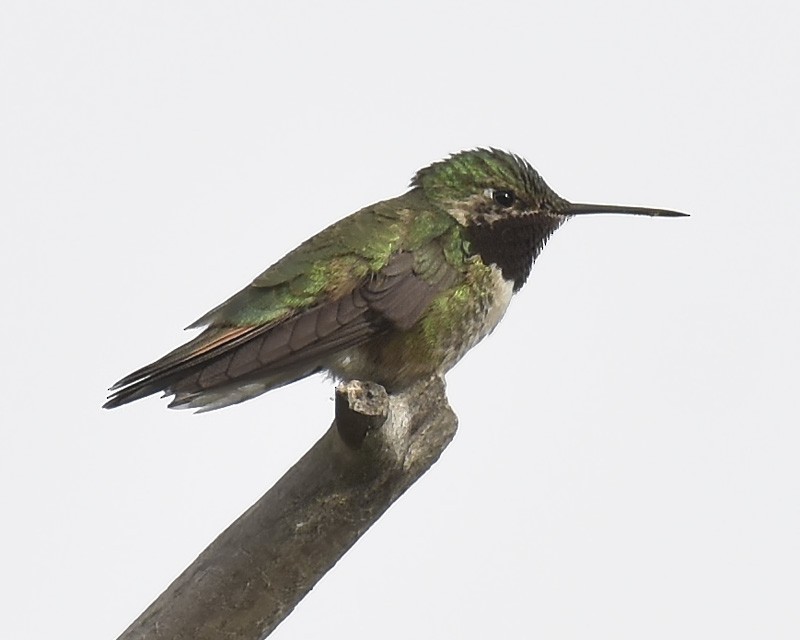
[466,214,565,290]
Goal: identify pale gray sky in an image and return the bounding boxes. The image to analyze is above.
[2,2,799,638]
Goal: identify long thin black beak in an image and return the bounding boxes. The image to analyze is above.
[565,202,689,217]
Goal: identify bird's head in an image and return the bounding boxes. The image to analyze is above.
[411,148,688,225]
[411,148,687,291]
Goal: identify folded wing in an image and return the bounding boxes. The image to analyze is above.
[104,251,458,411]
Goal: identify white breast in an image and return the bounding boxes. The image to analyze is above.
[481,267,515,337]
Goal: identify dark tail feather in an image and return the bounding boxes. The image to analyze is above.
[103,361,318,411]
[105,290,384,411]
[103,325,265,409]
[103,379,172,409]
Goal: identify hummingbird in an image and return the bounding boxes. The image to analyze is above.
[104,148,687,411]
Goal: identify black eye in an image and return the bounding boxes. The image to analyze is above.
[492,189,516,207]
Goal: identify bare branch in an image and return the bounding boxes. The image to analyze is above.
[117,375,458,639]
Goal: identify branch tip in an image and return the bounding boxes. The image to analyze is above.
[335,380,390,449]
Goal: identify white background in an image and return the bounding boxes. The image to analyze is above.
[2,2,798,638]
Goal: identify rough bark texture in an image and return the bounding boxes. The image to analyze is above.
[117,375,458,639]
